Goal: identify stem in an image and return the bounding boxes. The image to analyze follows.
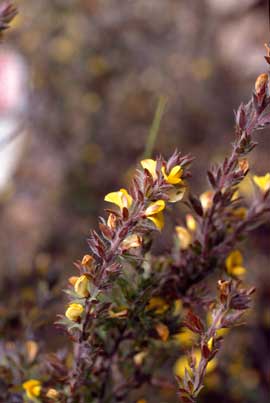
[143,96,167,159]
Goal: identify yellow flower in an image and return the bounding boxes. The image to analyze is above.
[104,188,133,210]
[255,73,268,94]
[253,173,270,193]
[173,299,183,316]
[173,328,198,347]
[144,200,165,230]
[107,212,117,229]
[200,190,214,211]
[121,234,142,251]
[225,250,246,277]
[186,214,197,231]
[174,349,217,378]
[46,388,60,400]
[175,226,192,250]
[147,297,169,315]
[155,322,169,341]
[166,185,186,203]
[68,276,79,287]
[74,275,90,298]
[25,340,38,363]
[140,159,157,180]
[162,165,183,184]
[238,159,249,174]
[22,379,41,400]
[134,351,148,366]
[232,207,247,220]
[65,303,84,321]
[108,307,128,318]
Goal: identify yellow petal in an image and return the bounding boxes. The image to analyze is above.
[74,275,90,298]
[46,389,60,400]
[186,214,197,231]
[65,303,84,321]
[144,200,165,216]
[174,349,217,378]
[226,250,243,270]
[104,189,133,210]
[147,212,164,230]
[173,328,198,347]
[25,341,38,363]
[229,265,246,277]
[22,379,42,399]
[141,159,157,179]
[175,226,192,249]
[121,234,142,250]
[134,351,148,366]
[200,190,214,210]
[108,307,128,318]
[162,165,183,184]
[253,173,270,193]
[146,297,169,315]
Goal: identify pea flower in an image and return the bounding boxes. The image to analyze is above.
[155,322,169,341]
[186,213,196,231]
[121,234,142,251]
[68,276,79,286]
[253,173,270,193]
[22,379,41,400]
[174,349,217,378]
[161,164,183,184]
[46,388,60,400]
[225,250,246,277]
[255,73,268,95]
[173,327,198,347]
[166,185,186,203]
[143,200,165,230]
[133,351,148,366]
[175,226,192,250]
[140,159,157,180]
[104,188,133,210]
[74,275,90,298]
[65,303,84,321]
[81,254,94,268]
[146,297,169,315]
[108,306,128,318]
[200,190,214,211]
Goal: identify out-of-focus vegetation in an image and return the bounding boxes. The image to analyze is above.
[0,1,270,402]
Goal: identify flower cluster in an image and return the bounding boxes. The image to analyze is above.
[2,10,270,402]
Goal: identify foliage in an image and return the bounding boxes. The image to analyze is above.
[1,3,270,403]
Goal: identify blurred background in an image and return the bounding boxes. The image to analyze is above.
[0,0,270,402]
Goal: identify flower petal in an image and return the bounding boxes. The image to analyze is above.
[147,212,164,230]
[144,200,165,216]
[141,159,157,179]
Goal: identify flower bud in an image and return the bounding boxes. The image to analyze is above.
[255,73,268,95]
[238,158,249,175]
[155,322,169,341]
[107,213,117,230]
[46,388,60,400]
[74,275,90,298]
[81,254,94,268]
[175,226,192,250]
[65,303,84,321]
